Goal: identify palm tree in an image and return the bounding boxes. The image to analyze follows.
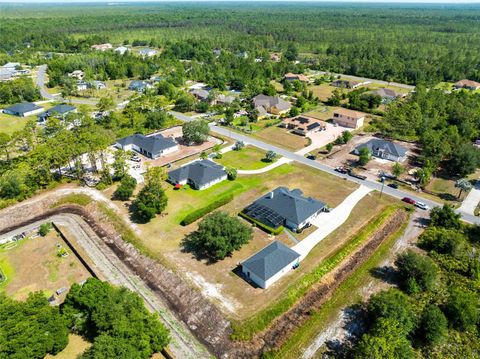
[455,178,472,199]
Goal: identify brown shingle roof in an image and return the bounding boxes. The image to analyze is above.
[333,108,366,119]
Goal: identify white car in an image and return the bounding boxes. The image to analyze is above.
[415,202,429,210]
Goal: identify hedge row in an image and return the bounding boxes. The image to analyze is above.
[239,212,284,235]
[180,194,234,226]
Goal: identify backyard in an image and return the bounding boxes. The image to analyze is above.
[0,228,91,301]
[0,112,31,135]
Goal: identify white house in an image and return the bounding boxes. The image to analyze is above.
[332,108,366,129]
[115,133,178,159]
[241,241,300,289]
[168,160,227,190]
[3,102,44,117]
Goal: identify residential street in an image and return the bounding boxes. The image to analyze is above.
[169,111,480,225]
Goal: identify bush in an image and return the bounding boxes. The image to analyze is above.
[38,222,52,237]
[239,212,284,235]
[181,194,233,225]
[394,250,438,294]
[183,211,252,261]
[418,305,448,345]
[445,287,479,331]
[132,183,168,222]
[430,204,462,229]
[113,175,137,201]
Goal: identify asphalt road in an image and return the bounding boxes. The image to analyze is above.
[169,111,479,225]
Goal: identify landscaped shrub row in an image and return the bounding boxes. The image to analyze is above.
[238,212,284,235]
[230,205,400,341]
[180,194,234,226]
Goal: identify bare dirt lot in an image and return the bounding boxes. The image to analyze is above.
[0,229,91,301]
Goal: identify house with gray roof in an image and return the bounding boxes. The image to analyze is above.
[115,133,179,159]
[128,80,153,92]
[354,138,408,162]
[190,88,210,102]
[168,159,227,190]
[370,88,406,103]
[242,187,326,232]
[241,241,300,288]
[3,102,44,117]
[252,94,291,117]
[37,104,77,121]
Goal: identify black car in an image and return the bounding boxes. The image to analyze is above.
[307,155,317,160]
[387,183,399,189]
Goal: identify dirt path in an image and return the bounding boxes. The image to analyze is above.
[301,210,428,358]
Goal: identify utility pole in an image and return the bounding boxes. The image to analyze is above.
[380,176,385,198]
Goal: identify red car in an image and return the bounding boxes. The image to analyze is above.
[402,197,416,205]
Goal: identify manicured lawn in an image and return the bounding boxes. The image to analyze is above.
[252,126,308,152]
[0,113,30,135]
[303,105,336,121]
[45,334,91,359]
[216,146,269,170]
[309,84,338,101]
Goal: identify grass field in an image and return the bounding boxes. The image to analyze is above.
[270,213,409,358]
[45,334,91,359]
[0,112,30,135]
[252,126,308,151]
[215,146,269,170]
[0,229,91,301]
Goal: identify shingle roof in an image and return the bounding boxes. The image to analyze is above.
[117,133,177,156]
[356,139,408,158]
[168,160,226,188]
[455,79,480,88]
[5,102,42,114]
[242,241,300,281]
[244,187,326,228]
[253,95,291,112]
[190,89,210,100]
[44,104,76,116]
[372,88,402,98]
[333,108,365,119]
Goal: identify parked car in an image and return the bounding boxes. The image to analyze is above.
[387,183,399,189]
[307,155,317,160]
[335,166,349,174]
[402,197,416,205]
[130,156,141,162]
[415,201,430,210]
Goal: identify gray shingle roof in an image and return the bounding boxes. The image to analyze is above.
[356,139,408,158]
[168,160,226,188]
[243,187,326,229]
[43,104,76,116]
[4,102,42,115]
[117,133,177,156]
[242,241,300,281]
[253,95,291,112]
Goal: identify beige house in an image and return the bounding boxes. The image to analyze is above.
[332,108,366,129]
[454,79,480,91]
[253,94,291,117]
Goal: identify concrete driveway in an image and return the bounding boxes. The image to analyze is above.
[458,181,480,215]
[292,185,373,260]
[296,123,350,156]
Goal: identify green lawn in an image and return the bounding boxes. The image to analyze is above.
[0,113,30,135]
[216,146,269,170]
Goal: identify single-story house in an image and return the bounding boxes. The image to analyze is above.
[77,81,88,91]
[168,159,227,190]
[138,48,157,58]
[281,116,326,136]
[332,108,366,129]
[37,104,77,121]
[242,187,327,232]
[241,241,300,289]
[91,43,112,51]
[331,79,370,89]
[128,80,153,92]
[283,73,309,83]
[0,68,15,81]
[68,70,84,80]
[252,94,291,117]
[454,79,480,91]
[370,88,406,103]
[90,81,106,90]
[2,62,20,70]
[115,133,179,159]
[190,88,210,102]
[3,102,44,117]
[270,53,281,62]
[216,94,235,105]
[354,138,408,162]
[115,46,129,55]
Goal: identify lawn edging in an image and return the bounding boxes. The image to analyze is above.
[230,205,400,341]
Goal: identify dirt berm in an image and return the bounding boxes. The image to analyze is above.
[0,194,406,358]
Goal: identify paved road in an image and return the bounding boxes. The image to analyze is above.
[36,64,100,106]
[0,214,210,359]
[169,111,479,225]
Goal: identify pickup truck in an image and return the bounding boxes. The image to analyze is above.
[348,170,367,180]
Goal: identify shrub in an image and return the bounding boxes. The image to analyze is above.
[113,175,137,201]
[418,305,448,345]
[239,212,284,235]
[394,250,438,294]
[38,222,52,237]
[181,194,233,225]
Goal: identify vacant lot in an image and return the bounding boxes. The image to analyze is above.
[0,228,91,301]
[253,126,309,151]
[216,146,269,170]
[309,84,342,101]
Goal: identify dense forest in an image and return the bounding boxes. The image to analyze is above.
[1,3,480,84]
